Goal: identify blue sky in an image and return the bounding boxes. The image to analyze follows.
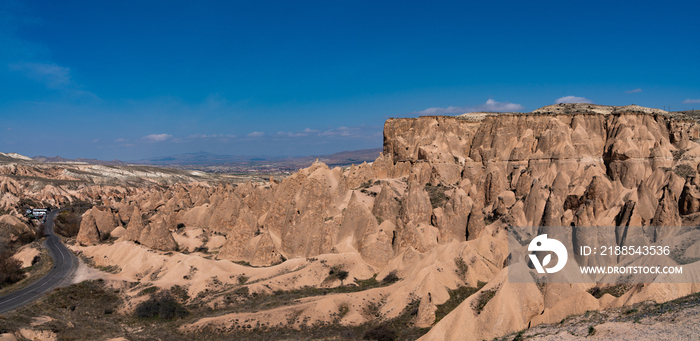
[1,0,699,160]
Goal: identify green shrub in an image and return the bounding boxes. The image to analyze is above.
[326,265,349,284]
[363,324,396,341]
[434,283,484,323]
[16,232,36,245]
[135,293,189,320]
[588,325,596,336]
[587,284,633,298]
[454,257,468,280]
[672,149,686,161]
[382,271,399,284]
[137,286,158,296]
[358,180,373,189]
[54,210,81,237]
[674,164,696,178]
[425,184,449,209]
[170,284,190,302]
[0,250,24,287]
[337,303,350,319]
[473,289,497,314]
[513,331,524,341]
[234,286,250,296]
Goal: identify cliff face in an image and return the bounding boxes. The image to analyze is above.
[383,106,699,228]
[378,105,700,340]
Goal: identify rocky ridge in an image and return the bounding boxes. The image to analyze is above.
[4,103,700,340]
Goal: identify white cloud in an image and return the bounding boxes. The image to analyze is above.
[626,88,642,93]
[276,131,308,137]
[683,99,700,104]
[9,62,71,88]
[247,131,264,137]
[473,99,524,112]
[144,134,172,142]
[303,128,319,133]
[317,125,381,138]
[188,133,236,139]
[414,99,524,116]
[555,96,592,104]
[414,106,464,115]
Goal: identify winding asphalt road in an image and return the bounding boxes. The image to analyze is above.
[0,210,78,313]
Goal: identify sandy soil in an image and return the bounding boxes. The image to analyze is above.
[12,244,40,268]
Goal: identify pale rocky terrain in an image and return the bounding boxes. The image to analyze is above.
[3,103,700,340]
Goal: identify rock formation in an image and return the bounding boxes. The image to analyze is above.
[7,103,700,341]
[138,218,177,252]
[76,212,101,246]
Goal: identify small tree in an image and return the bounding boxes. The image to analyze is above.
[337,270,349,285]
[327,265,350,285]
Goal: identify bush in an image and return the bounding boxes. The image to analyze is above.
[233,286,250,296]
[587,284,633,298]
[425,184,449,209]
[382,271,399,284]
[36,223,45,239]
[363,324,396,341]
[358,180,373,189]
[326,265,349,284]
[16,232,36,245]
[0,250,25,287]
[674,164,697,178]
[588,326,596,336]
[513,331,524,341]
[170,285,190,302]
[336,270,349,283]
[17,198,38,210]
[137,286,158,296]
[434,283,484,322]
[375,216,384,225]
[473,289,497,314]
[672,149,686,161]
[54,210,81,237]
[454,257,469,280]
[135,293,189,320]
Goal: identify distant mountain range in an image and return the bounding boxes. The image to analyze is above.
[31,148,383,171]
[132,152,271,165]
[32,156,127,165]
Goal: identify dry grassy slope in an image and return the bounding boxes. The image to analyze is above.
[5,104,700,340]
